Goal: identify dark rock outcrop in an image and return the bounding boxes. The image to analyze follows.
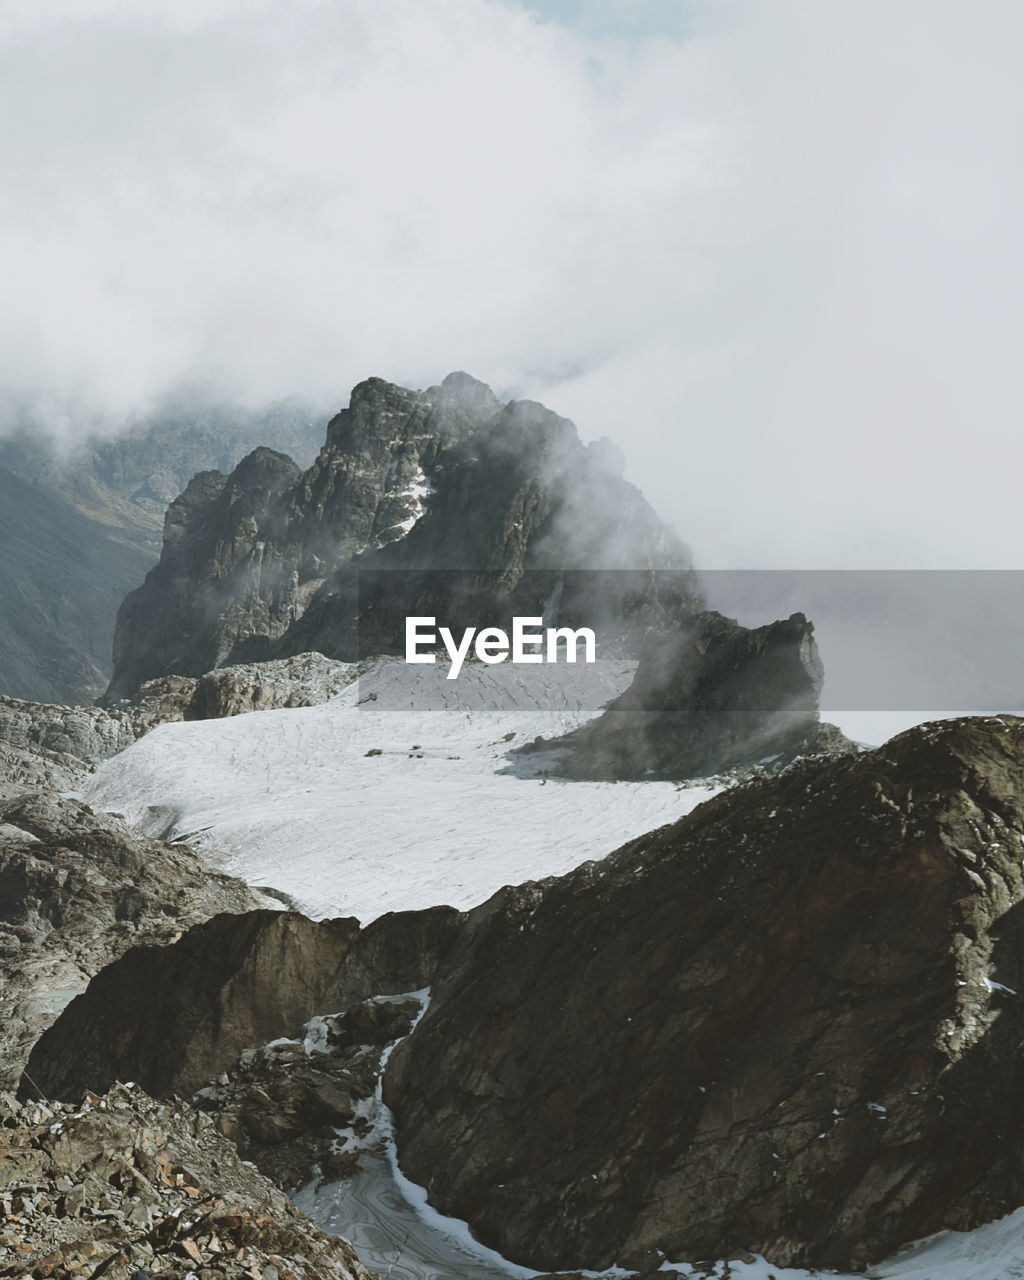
[0,793,261,1089]
[105,373,699,700]
[384,716,1024,1271]
[192,996,423,1188]
[24,905,462,1101]
[560,610,852,779]
[0,1084,373,1279]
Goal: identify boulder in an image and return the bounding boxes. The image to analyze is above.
[560,610,852,779]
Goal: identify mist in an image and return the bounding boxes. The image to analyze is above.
[2,0,1021,570]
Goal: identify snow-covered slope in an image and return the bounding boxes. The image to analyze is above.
[85,659,716,921]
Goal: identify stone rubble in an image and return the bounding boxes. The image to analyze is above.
[0,1083,376,1280]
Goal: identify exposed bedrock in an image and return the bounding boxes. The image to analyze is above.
[385,716,1024,1272]
[0,792,261,1090]
[23,905,462,1101]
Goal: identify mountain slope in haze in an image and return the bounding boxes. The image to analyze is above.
[0,396,328,549]
[0,465,154,704]
[105,372,699,700]
[0,402,328,703]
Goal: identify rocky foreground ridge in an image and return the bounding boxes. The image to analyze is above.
[388,715,1024,1270]
[20,716,1024,1273]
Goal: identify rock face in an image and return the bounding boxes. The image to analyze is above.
[0,1084,372,1280]
[24,905,462,1101]
[0,793,262,1090]
[560,610,850,779]
[105,373,698,700]
[0,694,138,800]
[384,716,1024,1271]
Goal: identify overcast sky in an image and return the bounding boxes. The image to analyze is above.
[1,0,1021,571]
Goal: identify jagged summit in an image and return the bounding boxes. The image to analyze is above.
[105,372,699,701]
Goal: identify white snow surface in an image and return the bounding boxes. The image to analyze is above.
[654,1209,1024,1279]
[86,658,716,922]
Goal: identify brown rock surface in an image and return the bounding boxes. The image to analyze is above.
[0,793,261,1090]
[24,906,462,1101]
[385,715,1024,1271]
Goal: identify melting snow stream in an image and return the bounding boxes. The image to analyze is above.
[293,991,542,1280]
[288,995,1024,1280]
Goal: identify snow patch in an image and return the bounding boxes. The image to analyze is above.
[85,660,716,922]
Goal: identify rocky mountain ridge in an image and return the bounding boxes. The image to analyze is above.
[106,373,699,700]
[21,716,1024,1273]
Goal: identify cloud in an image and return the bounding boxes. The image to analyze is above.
[1,1,1021,569]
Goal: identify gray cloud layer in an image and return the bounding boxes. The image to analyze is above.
[2,1,1021,569]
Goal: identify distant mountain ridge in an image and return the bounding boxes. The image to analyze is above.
[0,397,327,547]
